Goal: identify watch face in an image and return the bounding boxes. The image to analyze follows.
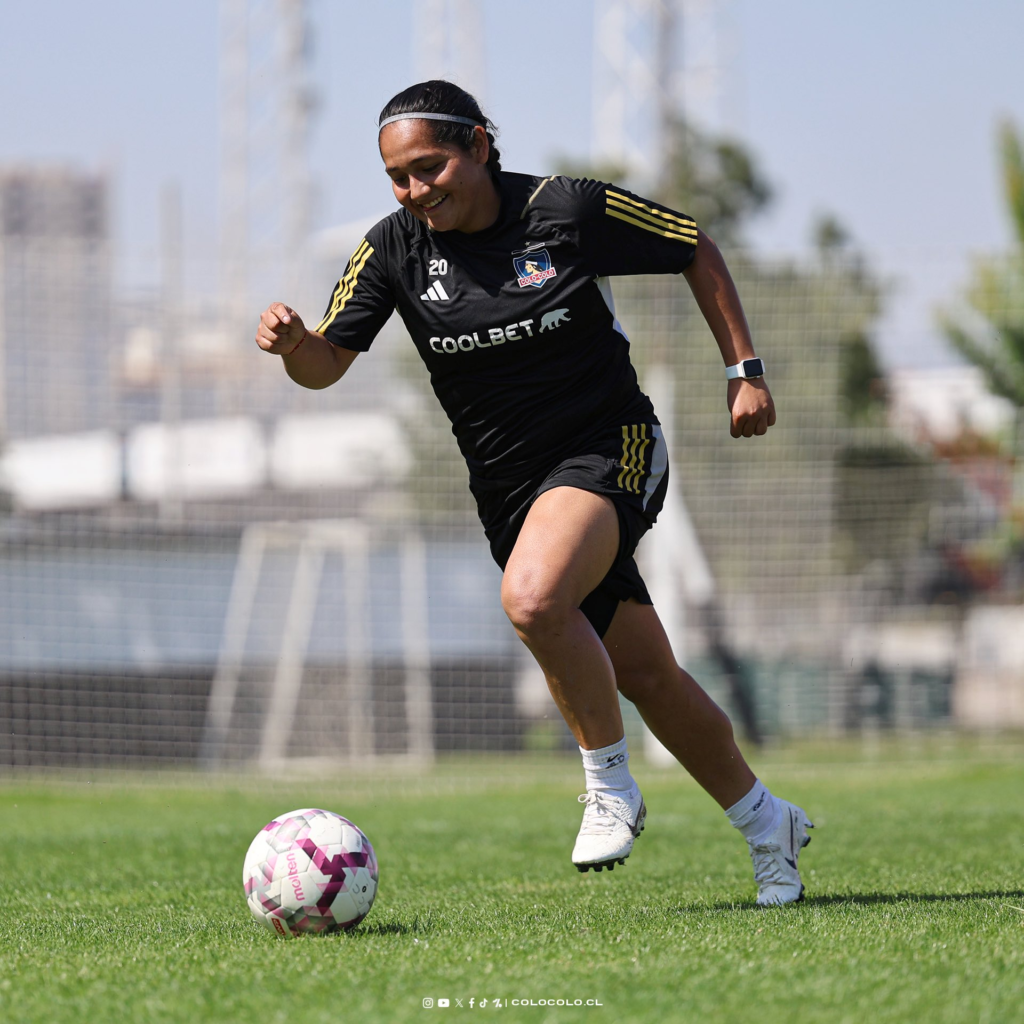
[742,358,764,377]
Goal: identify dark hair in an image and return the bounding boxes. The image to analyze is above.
[378,80,502,177]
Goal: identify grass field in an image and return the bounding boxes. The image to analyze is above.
[1,745,1022,1023]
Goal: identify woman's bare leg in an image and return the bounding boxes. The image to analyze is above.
[502,485,650,869]
[502,487,788,880]
[500,486,623,750]
[602,599,756,809]
[502,485,758,806]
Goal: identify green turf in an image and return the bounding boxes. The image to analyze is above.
[1,752,1022,1024]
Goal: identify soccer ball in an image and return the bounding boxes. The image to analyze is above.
[242,807,379,938]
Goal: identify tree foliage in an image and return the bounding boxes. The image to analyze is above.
[942,120,1024,410]
[656,120,773,247]
[840,330,888,424]
[555,118,772,247]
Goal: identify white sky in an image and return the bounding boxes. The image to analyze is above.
[3,0,1023,368]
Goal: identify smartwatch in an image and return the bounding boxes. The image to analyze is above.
[725,357,765,381]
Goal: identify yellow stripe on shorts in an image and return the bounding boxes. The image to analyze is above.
[617,424,651,494]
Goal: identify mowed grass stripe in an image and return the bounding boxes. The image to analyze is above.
[0,759,1021,1024]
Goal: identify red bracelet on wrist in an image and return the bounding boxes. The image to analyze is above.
[285,332,306,356]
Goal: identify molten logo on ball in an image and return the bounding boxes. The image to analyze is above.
[242,808,379,938]
[286,850,306,901]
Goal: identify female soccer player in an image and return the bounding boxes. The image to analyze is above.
[255,81,813,905]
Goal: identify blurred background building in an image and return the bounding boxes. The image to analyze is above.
[0,169,112,440]
[1,0,1023,770]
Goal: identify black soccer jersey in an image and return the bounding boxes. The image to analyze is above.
[316,173,698,483]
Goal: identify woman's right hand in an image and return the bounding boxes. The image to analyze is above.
[256,302,307,355]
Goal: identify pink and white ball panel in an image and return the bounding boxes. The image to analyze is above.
[242,807,378,938]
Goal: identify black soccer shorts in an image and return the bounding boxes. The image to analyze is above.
[469,422,669,638]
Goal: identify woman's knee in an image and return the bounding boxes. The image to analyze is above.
[500,569,569,636]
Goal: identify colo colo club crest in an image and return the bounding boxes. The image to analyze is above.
[513,245,557,289]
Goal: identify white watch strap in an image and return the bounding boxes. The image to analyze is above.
[726,358,765,380]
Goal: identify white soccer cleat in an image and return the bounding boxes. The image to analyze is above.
[572,788,646,872]
[748,798,814,906]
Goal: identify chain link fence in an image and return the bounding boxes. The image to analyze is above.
[2,170,1022,770]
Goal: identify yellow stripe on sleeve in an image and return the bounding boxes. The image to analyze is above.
[606,208,697,242]
[316,240,374,333]
[316,240,367,332]
[605,189,696,230]
[606,197,698,239]
[318,240,372,330]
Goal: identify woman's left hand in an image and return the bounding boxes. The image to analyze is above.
[727,378,776,438]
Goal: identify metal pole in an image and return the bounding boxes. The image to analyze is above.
[219,0,249,335]
[160,181,183,524]
[202,525,268,766]
[278,0,313,305]
[401,533,434,763]
[259,538,326,768]
[452,0,487,101]
[415,0,448,81]
[0,183,7,445]
[655,0,679,192]
[642,365,686,765]
[345,533,373,762]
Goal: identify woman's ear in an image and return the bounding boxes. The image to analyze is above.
[473,125,490,165]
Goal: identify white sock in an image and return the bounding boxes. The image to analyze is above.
[580,737,636,795]
[725,779,781,844]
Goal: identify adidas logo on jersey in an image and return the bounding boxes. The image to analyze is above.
[420,281,450,302]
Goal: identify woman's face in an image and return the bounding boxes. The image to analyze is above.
[379,119,498,233]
